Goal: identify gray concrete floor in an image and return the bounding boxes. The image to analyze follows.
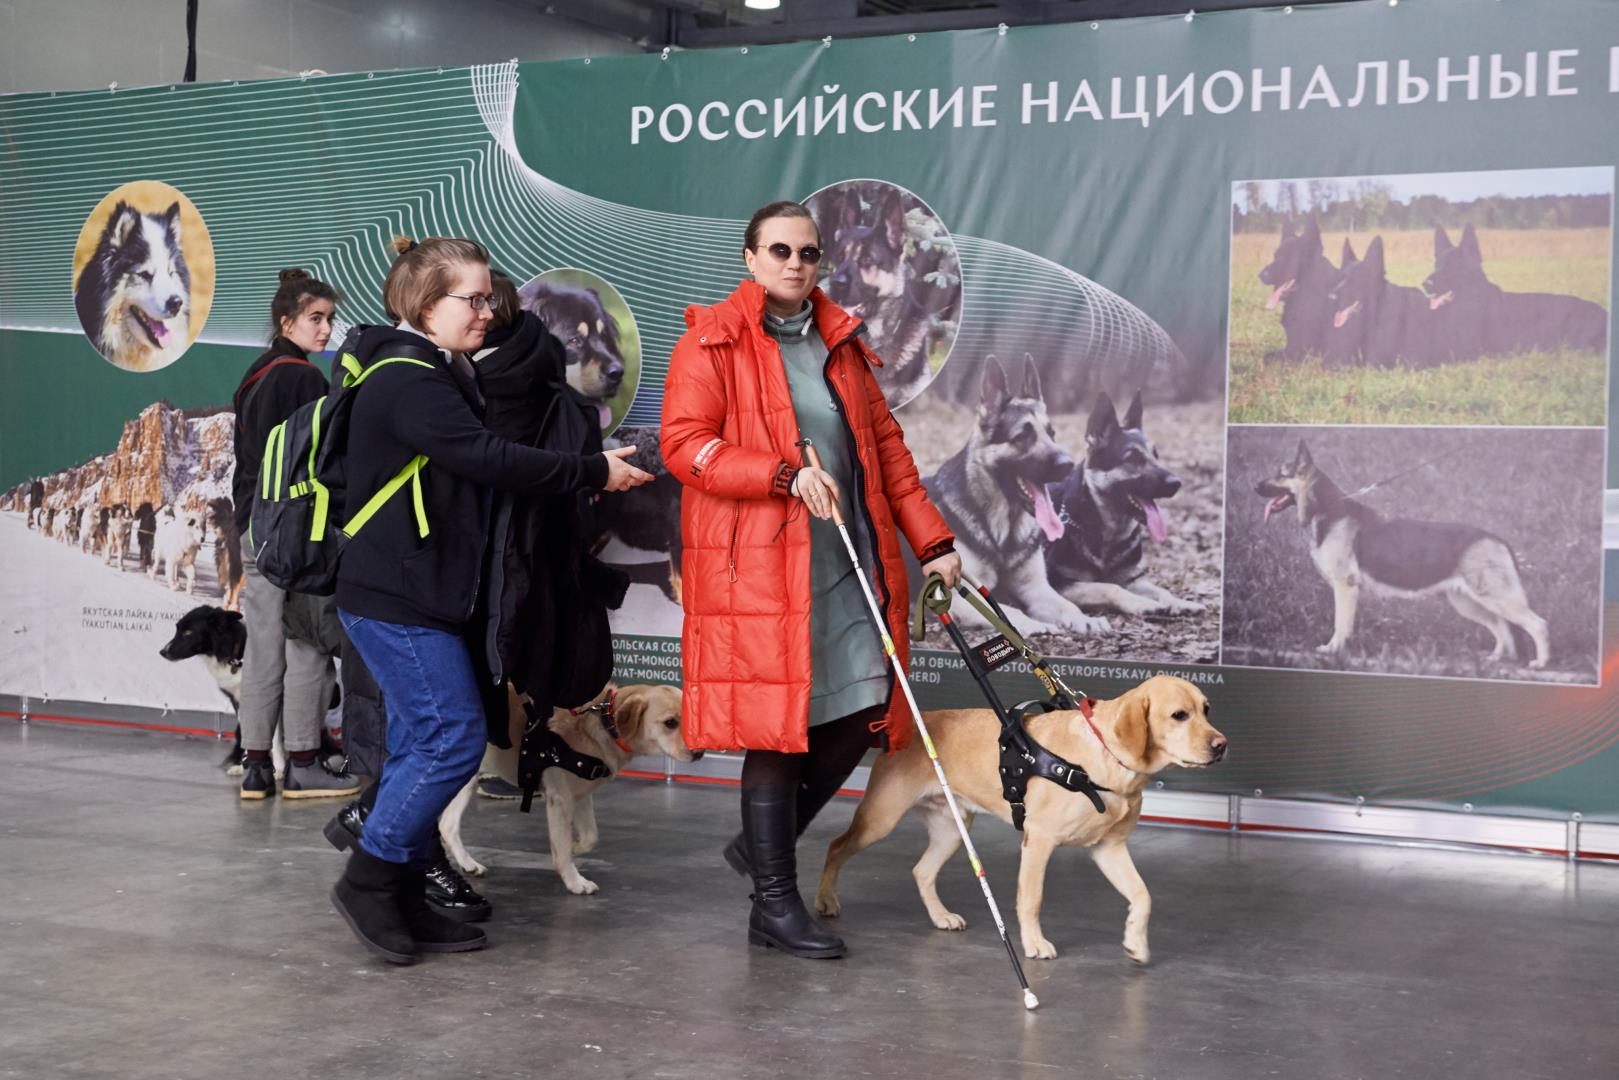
[1,719,1616,1080]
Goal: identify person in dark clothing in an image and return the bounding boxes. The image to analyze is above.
[230,270,360,801]
[329,236,651,966]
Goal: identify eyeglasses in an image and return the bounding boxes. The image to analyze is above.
[760,242,823,265]
[446,291,501,313]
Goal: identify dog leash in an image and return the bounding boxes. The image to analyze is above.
[912,572,1130,793]
[1342,445,1469,501]
[570,689,634,756]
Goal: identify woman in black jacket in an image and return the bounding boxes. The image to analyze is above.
[329,237,649,965]
[231,270,359,801]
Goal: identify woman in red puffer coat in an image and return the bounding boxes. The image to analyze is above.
[661,200,958,960]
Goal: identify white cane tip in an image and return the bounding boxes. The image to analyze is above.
[1023,990,1040,1010]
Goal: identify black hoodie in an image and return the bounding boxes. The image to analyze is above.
[232,337,329,535]
[334,325,610,631]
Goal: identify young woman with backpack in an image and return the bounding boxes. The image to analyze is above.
[329,237,650,965]
[230,269,361,801]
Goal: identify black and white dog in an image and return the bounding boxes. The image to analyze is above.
[73,201,191,371]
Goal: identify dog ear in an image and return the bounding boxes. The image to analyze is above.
[226,610,244,623]
[1302,214,1321,251]
[1281,213,1295,237]
[1460,223,1482,262]
[1122,390,1144,432]
[1087,392,1120,444]
[1294,439,1313,468]
[1366,235,1386,277]
[1109,690,1152,765]
[107,201,139,246]
[1340,238,1358,268]
[1020,354,1043,402]
[613,690,646,742]
[980,356,1010,411]
[1434,225,1453,257]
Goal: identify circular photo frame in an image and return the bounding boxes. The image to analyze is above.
[517,268,642,436]
[71,181,215,372]
[803,178,963,409]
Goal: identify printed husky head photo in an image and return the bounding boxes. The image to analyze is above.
[71,182,215,372]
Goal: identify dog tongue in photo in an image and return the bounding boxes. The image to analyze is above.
[1134,496,1168,542]
[597,403,613,429]
[1264,279,1295,310]
[1032,484,1064,542]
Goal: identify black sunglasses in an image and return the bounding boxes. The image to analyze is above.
[760,242,823,265]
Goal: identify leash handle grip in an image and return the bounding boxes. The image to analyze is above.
[799,443,847,528]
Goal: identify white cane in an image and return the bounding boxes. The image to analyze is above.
[800,442,1039,1010]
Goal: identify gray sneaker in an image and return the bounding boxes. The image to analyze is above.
[282,757,364,800]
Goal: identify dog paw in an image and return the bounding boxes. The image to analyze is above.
[457,857,488,877]
[815,893,841,918]
[1022,936,1058,960]
[225,764,245,777]
[1064,614,1111,636]
[564,875,600,895]
[1124,939,1150,965]
[933,911,967,931]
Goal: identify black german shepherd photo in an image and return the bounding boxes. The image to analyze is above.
[1327,235,1437,369]
[1231,168,1611,425]
[1425,223,1609,363]
[1257,214,1340,362]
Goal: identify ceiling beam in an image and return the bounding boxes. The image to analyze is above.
[670,0,1344,49]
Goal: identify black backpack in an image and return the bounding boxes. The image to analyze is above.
[250,334,439,595]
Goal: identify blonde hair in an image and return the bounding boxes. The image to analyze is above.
[382,235,488,327]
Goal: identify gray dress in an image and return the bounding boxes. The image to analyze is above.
[764,303,890,727]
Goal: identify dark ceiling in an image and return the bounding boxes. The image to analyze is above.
[535,0,1348,50]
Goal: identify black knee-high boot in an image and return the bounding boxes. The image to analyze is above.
[724,770,849,877]
[742,785,846,959]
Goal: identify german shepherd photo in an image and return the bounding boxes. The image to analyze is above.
[1257,214,1342,363]
[70,182,215,373]
[805,179,962,409]
[1229,167,1611,426]
[1326,235,1438,369]
[1046,391,1206,619]
[518,270,640,433]
[1223,426,1602,685]
[1426,223,1608,362]
[922,356,1109,638]
[904,354,1221,663]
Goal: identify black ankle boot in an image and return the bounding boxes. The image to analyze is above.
[400,870,488,953]
[323,799,367,852]
[724,774,848,879]
[423,857,493,923]
[742,786,845,959]
[330,848,417,965]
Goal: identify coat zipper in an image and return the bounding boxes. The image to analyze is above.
[727,503,740,582]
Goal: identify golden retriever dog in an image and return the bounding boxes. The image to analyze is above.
[815,675,1226,963]
[438,681,697,895]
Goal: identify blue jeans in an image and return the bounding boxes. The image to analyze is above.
[338,610,486,865]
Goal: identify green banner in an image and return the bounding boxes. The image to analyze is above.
[2,0,1616,819]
